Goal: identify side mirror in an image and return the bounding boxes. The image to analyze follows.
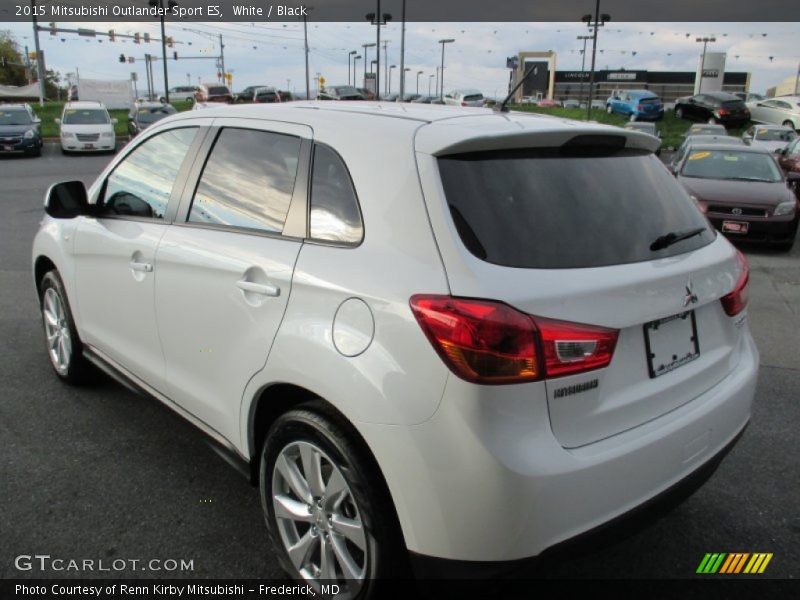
[54,118,61,125]
[111,118,118,125]
[44,181,89,219]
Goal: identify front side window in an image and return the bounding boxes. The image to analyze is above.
[309,145,363,245]
[189,128,301,234]
[101,127,198,219]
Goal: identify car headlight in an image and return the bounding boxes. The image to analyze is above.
[774,200,797,217]
[24,129,35,139]
[61,131,75,139]
[101,131,114,138]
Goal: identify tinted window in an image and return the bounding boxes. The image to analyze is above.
[310,145,363,244]
[102,127,197,219]
[0,109,33,125]
[189,128,301,233]
[207,86,229,95]
[680,149,783,183]
[63,109,109,125]
[438,147,712,269]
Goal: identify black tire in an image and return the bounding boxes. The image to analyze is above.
[28,146,42,157]
[260,402,405,599]
[783,120,796,131]
[39,270,92,384]
[60,147,69,155]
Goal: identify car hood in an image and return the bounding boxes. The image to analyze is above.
[0,124,35,136]
[60,123,113,134]
[678,176,790,206]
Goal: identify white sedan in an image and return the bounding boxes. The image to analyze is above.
[746,96,800,130]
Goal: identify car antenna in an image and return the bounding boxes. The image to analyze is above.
[496,64,537,113]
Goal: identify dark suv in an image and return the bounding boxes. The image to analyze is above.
[674,92,750,127]
[0,104,43,157]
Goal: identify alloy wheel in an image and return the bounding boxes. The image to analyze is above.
[43,287,72,375]
[272,440,367,595]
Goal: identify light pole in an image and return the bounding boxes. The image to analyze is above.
[389,65,396,95]
[428,74,434,96]
[416,70,423,95]
[434,67,439,98]
[361,42,376,89]
[381,40,391,95]
[149,0,177,103]
[366,5,392,100]
[399,0,407,99]
[438,38,455,100]
[696,36,716,93]
[582,3,610,120]
[303,14,310,100]
[577,34,592,105]
[402,67,410,99]
[354,55,362,89]
[348,50,357,87]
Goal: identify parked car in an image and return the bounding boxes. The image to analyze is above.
[741,124,797,153]
[195,83,234,104]
[671,134,745,173]
[674,92,750,127]
[411,95,436,104]
[561,98,580,109]
[401,93,421,102]
[356,87,375,100]
[536,98,559,108]
[318,86,364,101]
[33,102,757,594]
[674,145,799,249]
[234,85,271,103]
[734,92,766,103]
[746,96,800,130]
[683,123,728,139]
[252,87,283,104]
[382,93,400,102]
[0,103,43,157]
[443,89,485,107]
[590,99,606,110]
[192,101,229,111]
[162,86,200,103]
[606,89,664,121]
[777,137,800,175]
[623,121,661,155]
[56,101,117,154]
[128,102,177,136]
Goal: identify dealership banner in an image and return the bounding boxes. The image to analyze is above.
[0,0,797,22]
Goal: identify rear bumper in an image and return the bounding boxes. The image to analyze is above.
[359,329,758,563]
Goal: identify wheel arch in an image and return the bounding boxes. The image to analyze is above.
[34,255,57,297]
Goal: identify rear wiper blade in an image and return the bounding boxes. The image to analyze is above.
[650,227,707,251]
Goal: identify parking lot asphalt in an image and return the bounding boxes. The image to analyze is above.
[1,144,798,582]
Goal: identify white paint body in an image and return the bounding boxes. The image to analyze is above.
[32,102,758,563]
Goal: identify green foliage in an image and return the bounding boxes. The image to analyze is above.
[32,101,192,137]
[0,30,27,86]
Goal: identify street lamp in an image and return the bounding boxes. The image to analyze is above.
[696,36,716,93]
[438,38,455,100]
[577,34,592,105]
[148,0,178,103]
[361,42,376,90]
[389,65,396,95]
[348,50,357,86]
[582,2,611,120]
[354,55,362,89]
[366,6,392,100]
[416,70,423,95]
[428,73,434,96]
[402,67,410,99]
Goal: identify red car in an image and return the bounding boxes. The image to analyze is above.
[778,137,800,176]
[536,99,558,108]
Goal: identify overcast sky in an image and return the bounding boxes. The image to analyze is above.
[3,21,798,96]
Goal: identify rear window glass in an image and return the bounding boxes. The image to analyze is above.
[463,94,483,101]
[207,86,229,95]
[437,147,713,269]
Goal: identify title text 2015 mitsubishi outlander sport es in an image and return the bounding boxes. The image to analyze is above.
[32,102,758,598]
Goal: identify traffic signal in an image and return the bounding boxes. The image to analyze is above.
[119,54,126,63]
[144,33,150,43]
[49,22,57,36]
[173,51,178,60]
[134,32,141,44]
[108,29,115,42]
[166,36,174,48]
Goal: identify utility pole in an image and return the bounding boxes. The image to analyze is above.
[577,35,592,105]
[348,50,357,87]
[145,54,153,100]
[382,40,391,96]
[361,43,376,90]
[303,15,310,99]
[30,0,46,105]
[438,39,455,100]
[416,70,423,95]
[389,65,396,95]
[582,1,610,120]
[428,74,434,96]
[399,0,406,99]
[218,33,226,85]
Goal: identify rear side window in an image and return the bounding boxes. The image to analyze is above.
[189,128,301,234]
[438,147,713,269]
[309,144,363,245]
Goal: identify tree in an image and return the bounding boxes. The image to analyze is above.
[0,30,27,86]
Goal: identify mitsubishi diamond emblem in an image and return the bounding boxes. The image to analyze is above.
[732,208,743,215]
[683,281,699,307]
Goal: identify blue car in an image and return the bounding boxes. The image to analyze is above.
[606,90,664,121]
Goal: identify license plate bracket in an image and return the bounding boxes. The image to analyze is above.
[643,310,700,379]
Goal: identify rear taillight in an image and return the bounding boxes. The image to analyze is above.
[636,104,644,111]
[409,295,619,384]
[720,251,749,316]
[718,108,730,116]
[461,101,467,106]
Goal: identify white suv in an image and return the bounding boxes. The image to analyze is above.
[32,103,757,595]
[56,101,117,154]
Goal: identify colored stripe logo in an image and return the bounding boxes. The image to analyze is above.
[697,553,773,574]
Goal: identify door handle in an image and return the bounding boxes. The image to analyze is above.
[130,261,153,273]
[236,280,280,297]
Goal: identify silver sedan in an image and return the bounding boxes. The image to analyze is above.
[746,96,800,130]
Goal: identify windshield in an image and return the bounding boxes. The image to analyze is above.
[62,109,109,125]
[137,106,176,123]
[681,149,783,182]
[438,147,712,269]
[755,128,797,142]
[0,109,32,126]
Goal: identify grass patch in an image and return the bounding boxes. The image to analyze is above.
[508,104,750,150]
[32,101,193,137]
